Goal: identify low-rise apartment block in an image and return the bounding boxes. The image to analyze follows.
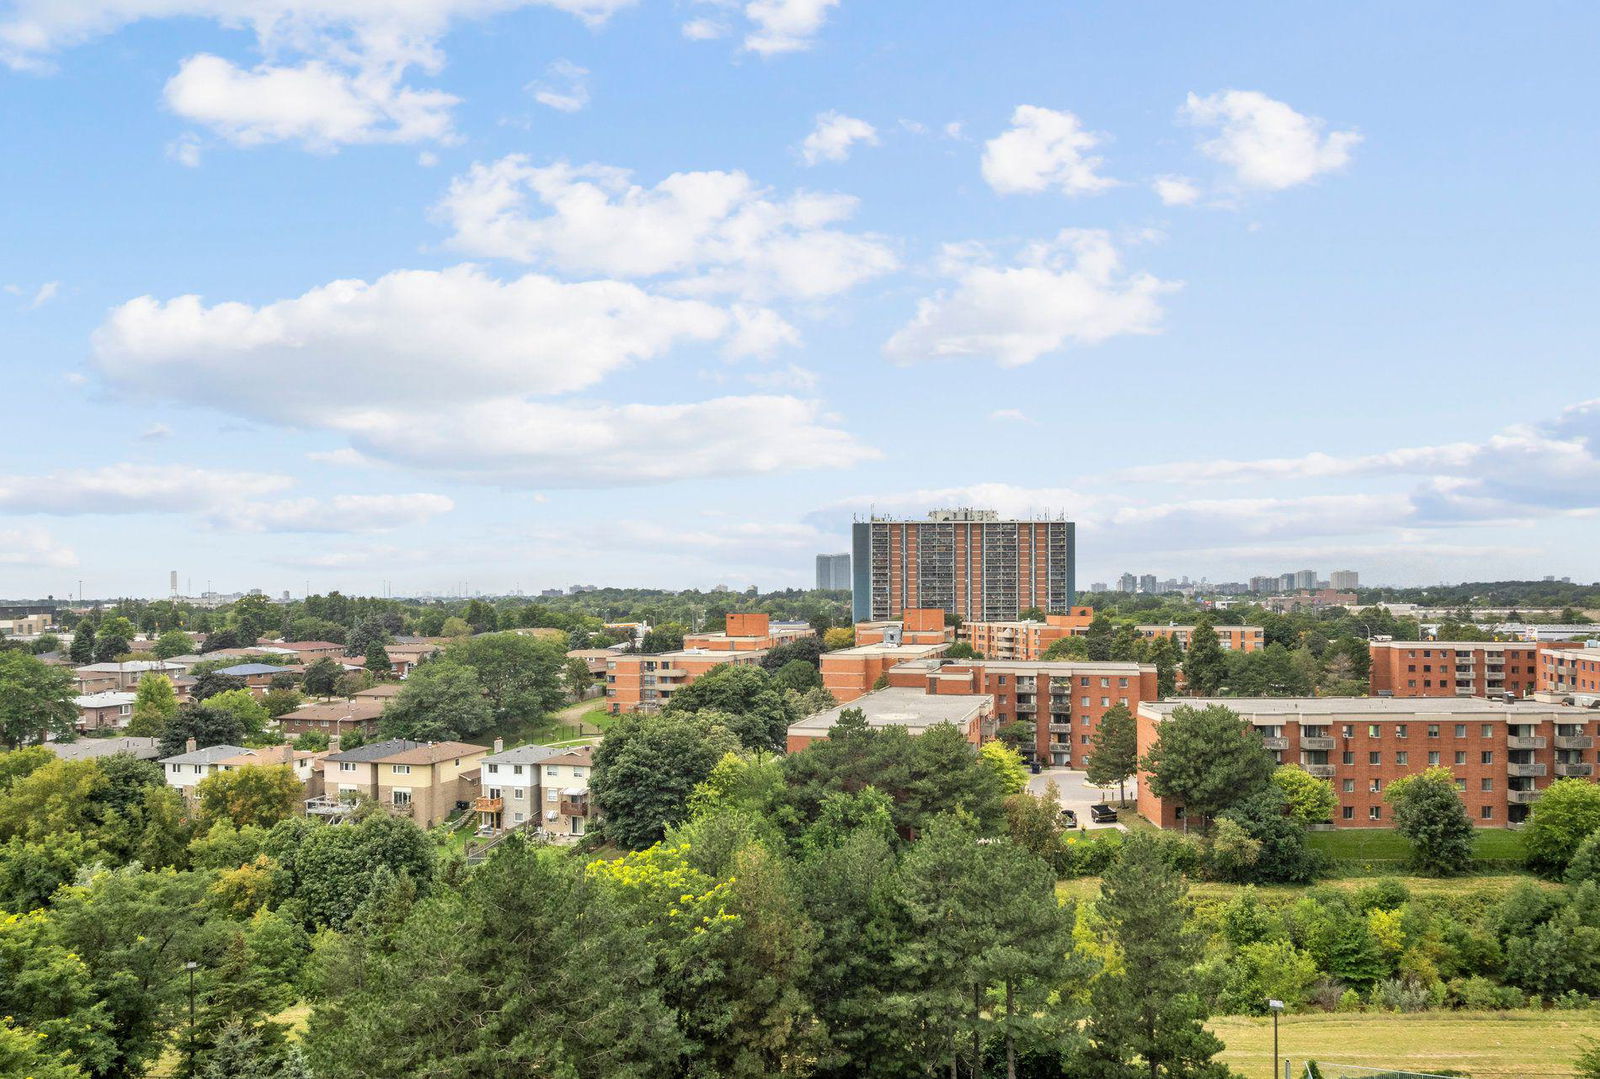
[681,612,814,652]
[603,648,768,713]
[1370,641,1540,699]
[317,738,489,827]
[960,607,1095,660]
[1135,697,1597,830]
[73,660,185,695]
[1537,644,1600,705]
[159,741,323,803]
[787,686,994,752]
[821,642,950,703]
[855,608,954,646]
[1138,623,1265,652]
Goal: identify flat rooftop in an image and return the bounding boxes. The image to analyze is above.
[1137,697,1594,720]
[1370,640,1537,649]
[825,642,948,659]
[790,686,991,736]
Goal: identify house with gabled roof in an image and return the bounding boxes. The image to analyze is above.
[318,737,488,827]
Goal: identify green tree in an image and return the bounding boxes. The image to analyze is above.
[204,688,270,739]
[590,712,739,849]
[978,739,1029,795]
[270,812,434,930]
[944,641,984,660]
[1145,636,1181,698]
[0,1016,88,1079]
[1524,778,1600,877]
[0,907,116,1072]
[563,655,594,699]
[1576,1038,1600,1079]
[157,704,247,759]
[92,633,132,663]
[191,671,247,702]
[1183,619,1229,696]
[1085,615,1115,662]
[127,673,180,737]
[363,640,391,677]
[378,661,493,741]
[1271,764,1337,826]
[262,687,302,719]
[68,622,95,664]
[1041,635,1091,660]
[443,632,567,723]
[31,633,61,655]
[198,763,302,829]
[822,626,856,650]
[1141,704,1276,830]
[300,657,341,697]
[439,615,472,638]
[342,617,390,659]
[773,657,823,693]
[663,663,796,754]
[152,629,195,659]
[639,621,687,653]
[0,652,77,748]
[1084,833,1232,1079]
[1086,703,1139,803]
[1386,767,1475,876]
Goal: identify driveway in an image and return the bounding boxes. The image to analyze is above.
[1027,767,1130,832]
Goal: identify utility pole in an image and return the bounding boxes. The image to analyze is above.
[186,960,200,1078]
[1268,998,1284,1079]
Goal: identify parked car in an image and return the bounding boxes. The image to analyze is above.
[1089,803,1118,824]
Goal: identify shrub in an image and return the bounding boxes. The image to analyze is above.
[1371,977,1431,1013]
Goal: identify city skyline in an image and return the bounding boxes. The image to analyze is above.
[5,3,1600,596]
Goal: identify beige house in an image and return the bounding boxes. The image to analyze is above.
[318,738,488,827]
[158,741,321,804]
[538,746,594,836]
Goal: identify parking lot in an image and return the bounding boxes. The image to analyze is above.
[1026,767,1131,832]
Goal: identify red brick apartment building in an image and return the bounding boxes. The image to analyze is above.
[1138,623,1265,652]
[1369,640,1541,699]
[960,607,1096,660]
[1537,644,1600,705]
[681,612,814,652]
[1136,698,1596,829]
[855,607,953,646]
[851,510,1075,623]
[816,646,1156,767]
[603,648,768,713]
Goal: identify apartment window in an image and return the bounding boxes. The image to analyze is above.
[1395,751,1408,766]
[1100,678,1110,688]
[1368,751,1381,766]
[392,764,411,775]
[513,788,524,799]
[547,766,559,776]
[1481,724,1494,739]
[1369,779,1382,793]
[1082,734,1091,745]
[572,768,586,778]
[1481,805,1494,820]
[1101,697,1111,707]
[1368,724,1381,738]
[1081,697,1091,707]
[339,762,355,772]
[1369,806,1382,821]
[1481,751,1494,765]
[1343,751,1355,765]
[1407,680,1417,688]
[1427,724,1439,738]
[1342,806,1355,820]
[1480,777,1493,792]
[513,765,523,776]
[1452,750,1466,765]
[1455,778,1467,792]
[1428,751,1440,766]
[1119,677,1129,688]
[1342,779,1355,793]
[547,789,559,803]
[391,790,411,807]
[1341,725,1354,738]
[1455,724,1467,738]
[997,675,1007,686]
[1079,677,1089,687]
[1395,724,1408,739]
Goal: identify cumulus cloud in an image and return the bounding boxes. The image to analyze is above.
[0,464,292,515]
[1152,175,1200,206]
[164,54,458,149]
[883,229,1177,366]
[1181,90,1359,191]
[682,0,837,54]
[799,110,877,165]
[0,526,77,569]
[981,105,1115,196]
[529,59,589,112]
[3,0,635,150]
[435,156,897,300]
[91,266,875,487]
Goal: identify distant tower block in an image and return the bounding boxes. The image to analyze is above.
[170,570,179,597]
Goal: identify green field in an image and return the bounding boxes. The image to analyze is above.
[1307,828,1526,866]
[1057,873,1559,905]
[1211,1008,1593,1078]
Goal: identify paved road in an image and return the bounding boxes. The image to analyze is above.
[1027,767,1131,832]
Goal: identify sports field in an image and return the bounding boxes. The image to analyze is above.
[1211,1008,1593,1078]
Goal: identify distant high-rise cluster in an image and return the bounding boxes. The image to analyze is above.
[815,553,851,591]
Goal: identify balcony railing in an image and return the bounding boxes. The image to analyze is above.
[473,797,503,813]
[1507,736,1547,750]
[1556,762,1595,777]
[1047,722,1071,733]
[1303,764,1336,779]
[1507,763,1548,778]
[1260,736,1288,751]
[1555,735,1594,750]
[1507,789,1542,805]
[1299,736,1335,751]
[559,800,589,817]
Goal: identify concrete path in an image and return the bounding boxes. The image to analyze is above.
[1027,767,1130,832]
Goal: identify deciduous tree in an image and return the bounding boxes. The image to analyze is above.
[1086,703,1138,804]
[0,652,77,749]
[378,661,492,742]
[198,763,302,829]
[1386,767,1475,876]
[1142,704,1276,830]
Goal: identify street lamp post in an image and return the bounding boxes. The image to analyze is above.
[1268,998,1285,1079]
[186,961,200,1079]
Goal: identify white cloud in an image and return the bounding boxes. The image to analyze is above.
[681,17,728,40]
[884,229,1177,367]
[0,464,291,515]
[744,0,839,54]
[212,492,453,532]
[799,110,877,165]
[166,133,203,166]
[6,281,60,308]
[529,59,589,112]
[1152,175,1200,206]
[138,423,172,441]
[981,105,1115,197]
[988,408,1033,424]
[306,447,376,467]
[435,156,897,300]
[165,54,457,150]
[1181,90,1359,191]
[93,264,734,421]
[743,362,818,390]
[417,150,440,167]
[0,526,77,569]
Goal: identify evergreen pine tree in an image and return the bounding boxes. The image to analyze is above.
[1183,620,1228,696]
[69,622,96,664]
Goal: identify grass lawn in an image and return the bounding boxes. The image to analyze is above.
[1210,1008,1594,1078]
[484,702,614,749]
[1308,827,1526,866]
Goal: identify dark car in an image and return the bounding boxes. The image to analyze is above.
[1089,803,1119,824]
[1059,808,1078,829]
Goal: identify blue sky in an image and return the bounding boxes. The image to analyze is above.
[3,0,1598,599]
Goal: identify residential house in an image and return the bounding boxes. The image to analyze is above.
[73,660,185,695]
[475,740,564,832]
[72,691,135,732]
[277,697,387,738]
[159,741,253,802]
[213,662,296,694]
[537,746,594,836]
[318,738,489,827]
